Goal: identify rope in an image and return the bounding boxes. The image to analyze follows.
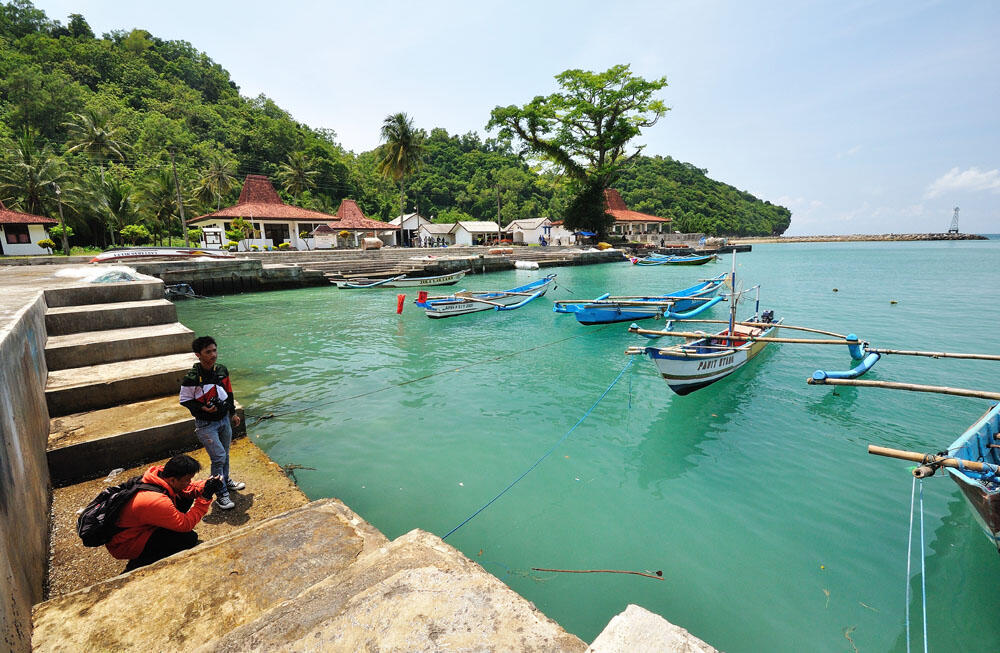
[244,325,613,422]
[919,480,928,653]
[905,476,915,653]
[442,358,635,540]
[904,476,929,653]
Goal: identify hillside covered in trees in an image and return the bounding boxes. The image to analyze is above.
[0,0,789,248]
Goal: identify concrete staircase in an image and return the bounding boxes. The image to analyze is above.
[42,280,206,486]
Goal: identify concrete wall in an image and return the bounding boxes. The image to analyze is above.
[0,293,51,652]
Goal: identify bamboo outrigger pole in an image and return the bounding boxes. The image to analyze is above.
[807,377,1000,401]
[628,327,852,345]
[668,319,847,339]
[868,445,1000,475]
[866,348,1000,362]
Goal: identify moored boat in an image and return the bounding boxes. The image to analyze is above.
[90,247,235,263]
[416,274,556,318]
[630,253,717,266]
[553,273,728,325]
[331,269,468,289]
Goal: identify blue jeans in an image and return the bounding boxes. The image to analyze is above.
[194,416,232,499]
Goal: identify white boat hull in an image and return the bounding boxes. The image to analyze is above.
[423,287,551,318]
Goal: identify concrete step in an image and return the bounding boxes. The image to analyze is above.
[45,322,194,371]
[194,528,587,652]
[44,299,177,336]
[46,395,245,486]
[42,280,165,308]
[32,499,389,653]
[45,352,194,417]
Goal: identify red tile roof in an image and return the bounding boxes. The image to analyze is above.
[604,189,669,223]
[331,199,398,231]
[0,200,58,225]
[188,175,338,224]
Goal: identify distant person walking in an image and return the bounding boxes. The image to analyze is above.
[107,454,223,570]
[180,336,244,510]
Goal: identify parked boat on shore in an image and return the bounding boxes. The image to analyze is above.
[331,269,468,289]
[553,273,728,325]
[90,247,235,263]
[416,274,556,318]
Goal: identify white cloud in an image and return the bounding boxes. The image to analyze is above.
[836,145,862,159]
[925,167,1000,198]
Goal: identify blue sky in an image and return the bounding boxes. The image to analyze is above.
[35,1,1000,235]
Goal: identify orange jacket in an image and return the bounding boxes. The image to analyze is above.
[106,465,211,560]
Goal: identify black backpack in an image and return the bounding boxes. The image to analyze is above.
[76,476,167,547]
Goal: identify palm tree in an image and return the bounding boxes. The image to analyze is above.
[64,110,127,180]
[276,151,318,201]
[139,169,179,246]
[0,131,68,216]
[194,153,237,210]
[377,113,425,246]
[94,176,138,245]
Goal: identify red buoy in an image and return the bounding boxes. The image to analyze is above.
[396,294,406,314]
[417,291,428,303]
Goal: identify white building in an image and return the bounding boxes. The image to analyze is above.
[417,222,455,246]
[450,221,501,246]
[0,201,58,256]
[389,213,431,247]
[504,217,576,245]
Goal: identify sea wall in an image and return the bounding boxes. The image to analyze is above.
[733,232,988,244]
[0,293,51,653]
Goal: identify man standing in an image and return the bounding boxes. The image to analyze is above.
[107,454,223,570]
[180,336,244,510]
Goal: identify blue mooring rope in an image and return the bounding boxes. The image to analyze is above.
[443,358,635,540]
[905,476,929,653]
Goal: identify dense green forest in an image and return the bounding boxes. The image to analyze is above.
[0,0,789,249]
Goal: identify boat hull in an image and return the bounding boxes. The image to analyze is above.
[946,403,1000,552]
[643,322,779,395]
[90,247,235,263]
[561,273,727,325]
[334,270,467,288]
[420,275,556,319]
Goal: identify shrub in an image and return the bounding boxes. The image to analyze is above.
[37,238,55,253]
[187,228,203,243]
[250,245,259,251]
[49,224,74,241]
[120,224,152,245]
[227,240,239,249]
[338,230,351,238]
[278,242,291,249]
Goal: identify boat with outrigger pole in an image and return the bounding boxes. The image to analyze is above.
[808,347,1000,553]
[415,274,557,318]
[630,252,718,266]
[623,253,880,395]
[552,272,728,325]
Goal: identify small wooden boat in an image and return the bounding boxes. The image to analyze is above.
[331,269,468,289]
[553,273,728,325]
[868,403,1000,553]
[416,274,556,318]
[626,308,782,395]
[630,253,717,266]
[90,247,235,263]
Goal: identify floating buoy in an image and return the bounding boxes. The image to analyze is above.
[832,288,838,292]
[890,300,898,305]
[396,294,405,314]
[417,290,428,303]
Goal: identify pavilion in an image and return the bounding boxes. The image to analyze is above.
[603,189,670,243]
[0,200,58,256]
[326,199,399,247]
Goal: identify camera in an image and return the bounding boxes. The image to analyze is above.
[205,397,224,411]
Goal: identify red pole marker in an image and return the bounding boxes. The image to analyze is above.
[396,294,406,314]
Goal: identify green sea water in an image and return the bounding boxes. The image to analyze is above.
[175,240,1000,652]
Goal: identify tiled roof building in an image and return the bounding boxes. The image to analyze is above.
[0,200,58,225]
[189,175,337,223]
[603,189,669,224]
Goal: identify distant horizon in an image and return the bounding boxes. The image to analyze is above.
[23,0,1000,237]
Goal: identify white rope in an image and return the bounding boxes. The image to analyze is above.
[905,476,915,653]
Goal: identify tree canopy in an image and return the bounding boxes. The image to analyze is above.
[0,2,790,250]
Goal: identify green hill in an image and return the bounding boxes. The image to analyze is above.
[0,0,789,246]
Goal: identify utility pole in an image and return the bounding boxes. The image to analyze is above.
[52,183,70,256]
[169,147,189,247]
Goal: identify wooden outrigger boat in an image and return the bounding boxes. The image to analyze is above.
[415,274,557,319]
[90,247,235,263]
[630,253,717,266]
[625,255,874,395]
[809,345,1000,553]
[331,269,468,289]
[552,273,728,325]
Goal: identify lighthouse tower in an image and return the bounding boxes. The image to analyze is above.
[947,207,959,234]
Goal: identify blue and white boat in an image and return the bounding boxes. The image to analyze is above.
[630,253,717,266]
[553,273,728,325]
[946,404,1000,551]
[416,274,557,319]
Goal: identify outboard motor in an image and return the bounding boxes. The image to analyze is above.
[759,310,774,324]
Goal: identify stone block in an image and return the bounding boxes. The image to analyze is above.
[44,323,193,370]
[586,604,719,653]
[44,300,177,336]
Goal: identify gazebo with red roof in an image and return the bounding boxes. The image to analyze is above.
[0,200,58,256]
[603,189,670,243]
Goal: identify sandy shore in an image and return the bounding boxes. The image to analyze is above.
[731,233,988,244]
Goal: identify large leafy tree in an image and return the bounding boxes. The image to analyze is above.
[64,109,128,178]
[487,64,668,236]
[377,112,425,245]
[0,130,68,216]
